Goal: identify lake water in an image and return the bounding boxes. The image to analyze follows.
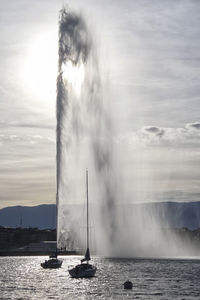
[1,256,200,299]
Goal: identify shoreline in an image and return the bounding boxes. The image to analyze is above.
[0,250,83,256]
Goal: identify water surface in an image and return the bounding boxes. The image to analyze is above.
[1,256,200,299]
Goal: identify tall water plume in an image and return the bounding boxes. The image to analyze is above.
[56,8,118,253]
[56,8,198,258]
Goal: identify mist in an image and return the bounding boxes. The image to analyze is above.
[56,8,118,253]
[56,7,199,258]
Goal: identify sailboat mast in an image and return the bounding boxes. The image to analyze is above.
[56,193,58,254]
[86,169,89,250]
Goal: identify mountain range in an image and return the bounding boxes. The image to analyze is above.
[0,204,56,229]
[0,201,200,230]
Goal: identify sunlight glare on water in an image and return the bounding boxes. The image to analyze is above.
[1,256,200,299]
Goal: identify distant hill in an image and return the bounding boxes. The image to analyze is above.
[0,204,56,229]
[0,201,200,230]
[146,201,200,230]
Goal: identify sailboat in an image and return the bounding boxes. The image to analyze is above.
[41,250,63,269]
[41,198,63,269]
[68,170,97,278]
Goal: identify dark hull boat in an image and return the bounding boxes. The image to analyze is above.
[41,257,63,269]
[68,262,96,278]
[41,194,62,268]
[68,170,97,278]
[41,250,63,269]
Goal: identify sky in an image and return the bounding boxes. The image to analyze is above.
[0,0,200,208]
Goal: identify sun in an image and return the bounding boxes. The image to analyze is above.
[20,30,86,115]
[21,30,58,113]
[62,60,85,97]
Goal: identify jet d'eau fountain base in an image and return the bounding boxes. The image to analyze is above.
[56,8,200,258]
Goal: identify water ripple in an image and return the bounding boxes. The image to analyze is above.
[1,256,200,299]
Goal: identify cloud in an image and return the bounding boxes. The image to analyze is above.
[0,121,54,130]
[118,122,200,149]
[185,122,200,130]
[142,126,165,137]
[0,127,56,208]
[0,135,55,149]
[115,121,200,203]
[0,0,200,208]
